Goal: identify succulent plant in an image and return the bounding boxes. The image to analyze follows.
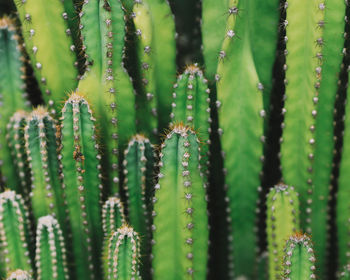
[6,269,32,280]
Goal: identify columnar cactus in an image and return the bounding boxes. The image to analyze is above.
[106,225,141,280]
[13,0,78,113]
[282,233,316,279]
[59,93,103,279]
[24,107,65,224]
[266,184,300,280]
[170,64,211,179]
[152,125,209,279]
[77,0,136,193]
[280,0,324,228]
[6,270,32,280]
[216,0,265,276]
[132,0,176,133]
[0,17,29,188]
[0,191,33,276]
[35,215,68,280]
[310,1,347,276]
[6,111,30,196]
[123,134,154,279]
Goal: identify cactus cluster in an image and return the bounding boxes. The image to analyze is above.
[1,0,350,279]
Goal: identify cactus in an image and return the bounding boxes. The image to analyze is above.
[106,225,141,280]
[102,196,126,277]
[170,64,211,180]
[280,0,324,228]
[77,0,136,194]
[339,264,350,279]
[132,0,176,133]
[24,107,65,225]
[0,191,33,276]
[216,0,265,276]
[152,125,209,279]
[310,1,347,276]
[282,233,316,280]
[6,111,30,197]
[266,184,300,280]
[0,17,30,188]
[59,92,103,279]
[6,270,32,280]
[13,0,78,113]
[35,215,68,280]
[123,134,154,279]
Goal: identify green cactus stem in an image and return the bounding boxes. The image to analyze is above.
[102,196,126,277]
[6,270,32,280]
[6,111,30,197]
[59,92,102,279]
[106,225,141,280]
[280,0,325,228]
[170,64,211,180]
[336,64,350,270]
[216,0,264,277]
[266,184,300,280]
[282,233,316,280]
[339,264,350,279]
[123,134,154,279]
[132,0,176,133]
[77,0,136,194]
[152,124,209,279]
[0,191,33,276]
[310,1,347,276]
[13,0,78,113]
[35,215,68,280]
[0,17,30,188]
[24,107,65,225]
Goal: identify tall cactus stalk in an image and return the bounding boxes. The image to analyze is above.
[170,64,211,180]
[6,270,32,280]
[77,0,136,194]
[132,0,176,133]
[0,191,33,276]
[13,0,78,113]
[35,215,68,280]
[216,0,265,277]
[24,107,65,226]
[0,17,30,188]
[310,1,347,276]
[282,233,316,280]
[266,184,300,280]
[106,225,141,280]
[6,111,30,197]
[123,134,154,279]
[152,125,209,279]
[102,196,126,277]
[59,92,103,279]
[280,0,325,229]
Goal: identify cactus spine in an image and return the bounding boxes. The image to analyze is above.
[0,191,33,276]
[282,233,316,280]
[216,0,264,276]
[171,65,211,179]
[24,108,65,224]
[267,184,300,280]
[123,134,154,279]
[280,0,325,228]
[13,0,78,113]
[106,225,141,280]
[152,125,209,279]
[310,1,347,276]
[6,111,30,197]
[60,93,102,279]
[78,0,136,193]
[35,215,68,280]
[6,270,32,280]
[0,17,29,188]
[132,0,176,132]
